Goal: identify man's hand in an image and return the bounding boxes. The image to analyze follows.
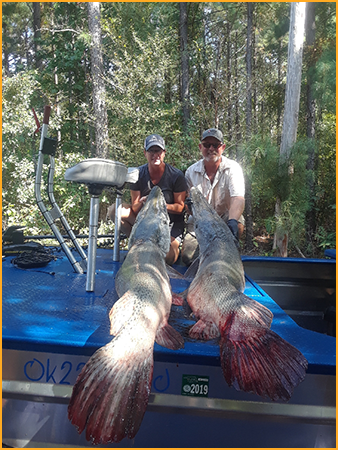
[227,219,239,241]
[185,197,193,214]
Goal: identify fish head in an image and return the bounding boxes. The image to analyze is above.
[129,186,171,256]
[189,187,237,252]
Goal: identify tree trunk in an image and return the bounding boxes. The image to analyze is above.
[279,2,306,161]
[245,2,254,252]
[32,2,42,70]
[88,2,109,159]
[245,2,253,140]
[274,2,306,257]
[234,31,241,160]
[212,39,222,128]
[276,39,283,146]
[164,70,172,104]
[50,8,62,150]
[201,13,208,132]
[179,2,190,133]
[252,12,257,135]
[226,21,232,153]
[305,1,317,248]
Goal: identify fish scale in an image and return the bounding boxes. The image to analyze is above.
[68,186,184,444]
[187,187,308,402]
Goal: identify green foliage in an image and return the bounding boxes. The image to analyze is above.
[241,136,280,216]
[313,48,336,115]
[242,137,321,251]
[2,70,43,159]
[2,2,336,257]
[315,225,336,251]
[2,2,32,74]
[3,151,93,236]
[315,112,336,234]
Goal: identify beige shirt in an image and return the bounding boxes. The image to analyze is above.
[185,156,245,220]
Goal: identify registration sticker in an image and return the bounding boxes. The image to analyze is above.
[181,375,209,397]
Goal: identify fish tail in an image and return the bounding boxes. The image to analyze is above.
[220,312,308,401]
[68,330,154,444]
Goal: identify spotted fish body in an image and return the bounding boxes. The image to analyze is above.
[187,187,308,401]
[68,186,184,444]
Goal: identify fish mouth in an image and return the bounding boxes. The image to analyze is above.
[129,186,170,252]
[189,187,219,223]
[145,186,167,214]
[189,187,206,214]
[139,186,169,225]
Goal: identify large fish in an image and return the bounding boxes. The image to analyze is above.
[187,187,308,401]
[68,186,184,444]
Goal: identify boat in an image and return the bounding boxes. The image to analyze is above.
[2,110,336,447]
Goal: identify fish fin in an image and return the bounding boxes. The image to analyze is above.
[109,292,135,335]
[184,256,200,281]
[235,292,274,327]
[68,333,154,444]
[155,323,184,350]
[220,312,308,402]
[166,264,185,279]
[172,292,185,306]
[189,319,220,340]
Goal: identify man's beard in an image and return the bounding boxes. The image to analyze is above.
[204,153,220,163]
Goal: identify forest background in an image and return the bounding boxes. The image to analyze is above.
[2,2,336,257]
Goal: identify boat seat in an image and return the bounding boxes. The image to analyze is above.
[65,159,139,291]
[64,159,135,188]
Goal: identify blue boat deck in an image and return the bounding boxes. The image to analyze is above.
[2,247,335,374]
[2,247,336,448]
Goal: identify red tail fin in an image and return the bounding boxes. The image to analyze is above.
[220,310,308,401]
[68,333,153,444]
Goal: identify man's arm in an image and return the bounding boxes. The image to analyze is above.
[227,196,245,241]
[228,196,245,221]
[166,191,186,214]
[130,190,147,215]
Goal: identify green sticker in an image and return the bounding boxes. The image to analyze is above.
[181,374,209,397]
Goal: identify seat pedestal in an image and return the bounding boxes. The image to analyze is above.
[64,159,139,291]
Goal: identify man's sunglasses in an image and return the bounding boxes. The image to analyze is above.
[147,147,164,153]
[202,142,222,149]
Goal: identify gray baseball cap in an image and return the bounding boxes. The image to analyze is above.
[144,134,165,151]
[202,128,223,142]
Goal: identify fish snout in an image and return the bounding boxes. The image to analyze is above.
[129,186,171,253]
[145,186,168,217]
[189,187,207,216]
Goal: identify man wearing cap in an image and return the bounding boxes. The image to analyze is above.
[181,128,245,265]
[107,134,187,265]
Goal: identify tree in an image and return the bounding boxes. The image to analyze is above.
[244,2,254,251]
[32,2,42,70]
[87,2,109,158]
[274,2,306,257]
[2,2,33,75]
[179,2,190,133]
[2,2,335,256]
[304,2,316,247]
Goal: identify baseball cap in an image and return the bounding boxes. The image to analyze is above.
[144,134,165,151]
[202,128,223,142]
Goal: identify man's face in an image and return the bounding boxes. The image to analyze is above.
[144,146,165,166]
[199,137,225,163]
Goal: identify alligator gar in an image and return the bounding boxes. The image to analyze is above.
[68,186,184,444]
[187,187,308,401]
